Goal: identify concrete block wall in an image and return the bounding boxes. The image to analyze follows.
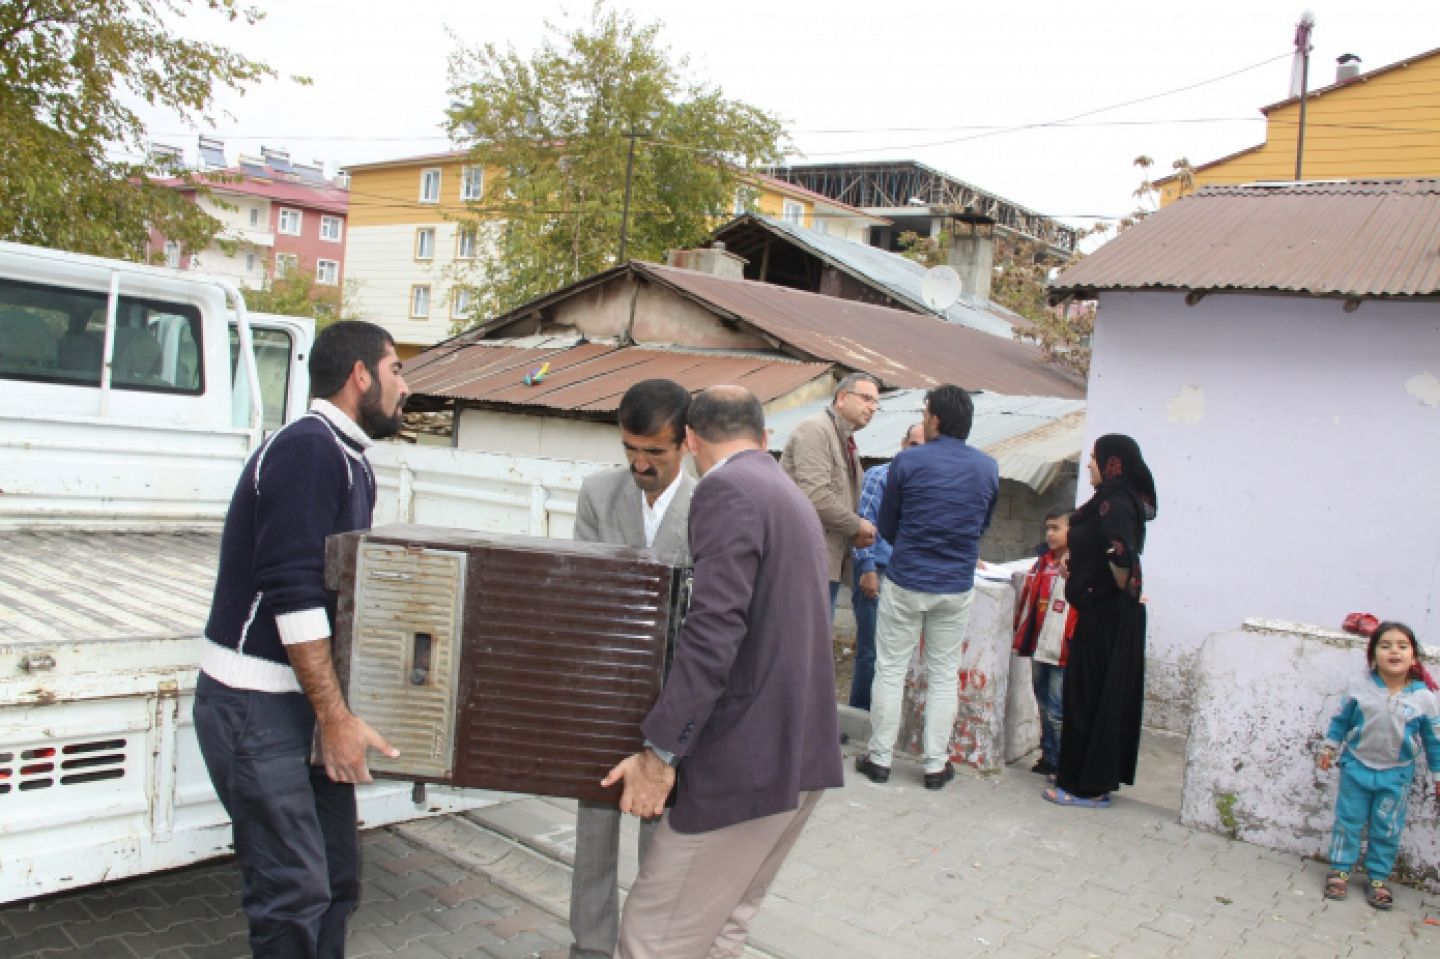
[1182,622,1440,890]
[895,578,1041,772]
[978,465,1079,563]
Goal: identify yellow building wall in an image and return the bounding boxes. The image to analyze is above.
[346,160,496,226]
[1160,54,1440,204]
[756,186,813,227]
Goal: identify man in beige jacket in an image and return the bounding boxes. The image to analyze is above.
[780,372,881,612]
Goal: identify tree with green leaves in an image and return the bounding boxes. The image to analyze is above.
[242,268,350,330]
[0,1,279,260]
[444,3,786,324]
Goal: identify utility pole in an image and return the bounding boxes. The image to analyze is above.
[618,131,642,263]
[1293,11,1315,181]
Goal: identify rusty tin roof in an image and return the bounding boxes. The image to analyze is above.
[406,339,832,412]
[634,263,1084,397]
[1052,180,1440,298]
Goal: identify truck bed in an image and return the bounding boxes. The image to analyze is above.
[0,529,218,646]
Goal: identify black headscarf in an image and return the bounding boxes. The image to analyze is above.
[1073,433,1157,548]
[1094,433,1156,518]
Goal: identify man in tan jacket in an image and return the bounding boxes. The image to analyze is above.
[781,372,881,612]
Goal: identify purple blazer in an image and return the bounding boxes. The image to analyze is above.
[642,449,844,834]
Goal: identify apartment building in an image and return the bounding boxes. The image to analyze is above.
[342,151,490,358]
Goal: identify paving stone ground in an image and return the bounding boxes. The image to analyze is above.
[4,731,1438,958]
[0,830,573,959]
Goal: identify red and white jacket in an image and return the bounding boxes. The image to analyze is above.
[1012,550,1078,667]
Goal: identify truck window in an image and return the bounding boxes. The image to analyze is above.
[0,276,203,393]
[229,326,295,432]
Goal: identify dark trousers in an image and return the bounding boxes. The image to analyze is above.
[848,565,884,710]
[194,672,360,959]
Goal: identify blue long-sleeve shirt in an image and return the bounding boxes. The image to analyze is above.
[878,435,999,594]
[853,463,893,575]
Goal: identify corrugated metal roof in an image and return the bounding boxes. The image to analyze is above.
[711,214,1027,337]
[764,390,1087,493]
[637,262,1084,398]
[406,340,832,412]
[1052,179,1440,298]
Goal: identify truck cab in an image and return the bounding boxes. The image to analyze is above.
[0,241,312,527]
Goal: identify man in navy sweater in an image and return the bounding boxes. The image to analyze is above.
[856,385,998,791]
[193,320,408,958]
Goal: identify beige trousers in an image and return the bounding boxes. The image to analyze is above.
[614,790,823,959]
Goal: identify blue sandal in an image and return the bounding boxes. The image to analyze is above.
[1042,786,1112,808]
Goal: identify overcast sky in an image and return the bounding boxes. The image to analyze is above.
[143,0,1436,239]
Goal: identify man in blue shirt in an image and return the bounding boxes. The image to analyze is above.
[850,421,923,711]
[856,385,998,790]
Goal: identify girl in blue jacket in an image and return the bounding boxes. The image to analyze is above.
[1317,622,1440,910]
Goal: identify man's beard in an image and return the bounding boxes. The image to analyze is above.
[357,379,404,440]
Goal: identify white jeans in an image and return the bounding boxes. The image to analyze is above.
[865,579,975,772]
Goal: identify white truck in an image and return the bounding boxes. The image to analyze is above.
[0,241,599,903]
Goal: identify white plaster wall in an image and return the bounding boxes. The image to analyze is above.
[455,409,623,465]
[1085,292,1440,733]
[1183,622,1440,889]
[345,223,476,349]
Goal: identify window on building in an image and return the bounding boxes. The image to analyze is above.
[452,287,473,319]
[415,228,436,260]
[732,187,758,216]
[460,166,484,201]
[275,253,299,276]
[419,168,441,203]
[410,285,431,318]
[319,215,343,242]
[781,199,805,225]
[163,242,181,268]
[278,208,302,235]
[249,207,260,228]
[456,227,477,260]
[316,259,339,285]
[245,253,257,272]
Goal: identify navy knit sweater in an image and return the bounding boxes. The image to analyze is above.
[200,400,376,693]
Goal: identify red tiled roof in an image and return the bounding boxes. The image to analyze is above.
[163,171,349,214]
[406,341,833,411]
[1051,179,1440,298]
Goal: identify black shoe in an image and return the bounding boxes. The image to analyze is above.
[924,762,955,790]
[854,755,890,784]
[1031,758,1056,776]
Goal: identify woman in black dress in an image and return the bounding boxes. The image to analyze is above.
[1043,434,1156,808]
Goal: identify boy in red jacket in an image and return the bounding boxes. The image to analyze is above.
[1013,509,1078,776]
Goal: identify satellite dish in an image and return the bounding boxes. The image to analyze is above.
[921,265,962,311]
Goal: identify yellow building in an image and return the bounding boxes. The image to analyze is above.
[1158,46,1440,204]
[343,151,493,358]
[744,173,887,244]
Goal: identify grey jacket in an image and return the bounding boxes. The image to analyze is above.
[573,466,694,562]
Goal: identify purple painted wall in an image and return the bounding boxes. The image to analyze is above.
[1084,292,1440,733]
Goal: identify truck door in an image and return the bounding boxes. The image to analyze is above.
[228,313,314,431]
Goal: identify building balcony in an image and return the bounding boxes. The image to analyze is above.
[220,226,275,247]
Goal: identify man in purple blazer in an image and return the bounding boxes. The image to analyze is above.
[603,385,844,959]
